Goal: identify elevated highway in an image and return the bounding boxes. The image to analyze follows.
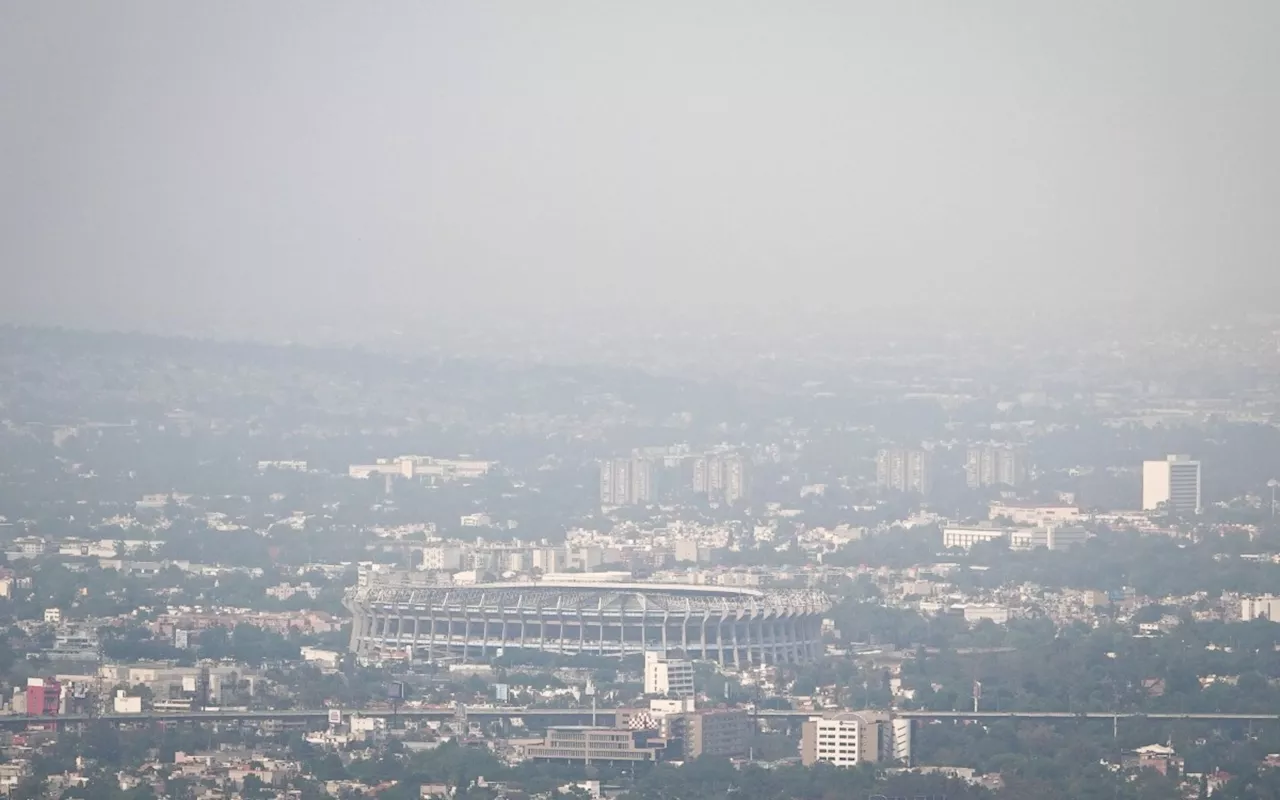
[7,706,1280,728]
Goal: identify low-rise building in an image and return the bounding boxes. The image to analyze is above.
[522,727,669,765]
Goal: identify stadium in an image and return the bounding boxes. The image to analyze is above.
[344,576,831,665]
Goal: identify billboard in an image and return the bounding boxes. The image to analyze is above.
[328,709,342,726]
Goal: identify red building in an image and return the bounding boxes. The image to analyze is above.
[26,677,61,717]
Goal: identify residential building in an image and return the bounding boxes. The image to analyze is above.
[1241,595,1280,621]
[1142,454,1202,514]
[599,458,654,507]
[46,627,100,661]
[673,540,712,563]
[692,453,750,505]
[965,445,1029,489]
[723,454,750,506]
[644,651,695,698]
[419,545,464,572]
[631,458,654,506]
[26,677,61,717]
[875,448,933,494]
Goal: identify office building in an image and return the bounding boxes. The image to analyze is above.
[942,525,1013,550]
[522,727,669,764]
[681,708,750,759]
[1242,595,1280,621]
[801,711,889,767]
[965,445,1029,489]
[644,651,695,698]
[1031,524,1089,551]
[989,503,1081,526]
[348,455,493,481]
[891,719,913,766]
[875,448,933,494]
[1142,455,1202,514]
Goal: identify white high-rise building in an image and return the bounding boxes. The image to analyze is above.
[1242,596,1280,621]
[692,452,750,505]
[599,457,655,507]
[801,711,888,767]
[644,651,695,698]
[965,444,1028,489]
[875,448,933,494]
[1142,455,1202,514]
[419,545,464,572]
[891,718,913,766]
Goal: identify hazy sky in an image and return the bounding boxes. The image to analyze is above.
[2,2,1278,340]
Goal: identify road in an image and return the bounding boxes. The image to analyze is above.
[7,706,1280,728]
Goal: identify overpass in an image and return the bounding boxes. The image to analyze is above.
[7,706,1280,728]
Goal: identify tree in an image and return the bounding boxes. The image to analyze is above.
[241,774,271,799]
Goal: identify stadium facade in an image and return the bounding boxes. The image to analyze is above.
[344,575,831,666]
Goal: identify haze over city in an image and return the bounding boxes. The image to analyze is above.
[5,4,1280,800]
[4,1,1280,348]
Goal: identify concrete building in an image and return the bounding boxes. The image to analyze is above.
[692,453,750,506]
[673,540,712,564]
[680,708,750,759]
[965,445,1029,489]
[25,677,61,717]
[1142,454,1202,514]
[723,455,749,506]
[891,718,913,766]
[875,448,933,495]
[419,545,464,572]
[989,503,1081,526]
[347,577,830,665]
[348,456,493,482]
[945,523,1083,551]
[942,525,1012,550]
[801,711,890,767]
[963,605,1012,624]
[644,651,695,698]
[113,690,143,714]
[1031,524,1088,550]
[522,727,669,765]
[1242,595,1280,621]
[616,704,749,759]
[599,458,654,507]
[257,460,307,472]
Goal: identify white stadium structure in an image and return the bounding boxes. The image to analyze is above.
[344,575,831,666]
